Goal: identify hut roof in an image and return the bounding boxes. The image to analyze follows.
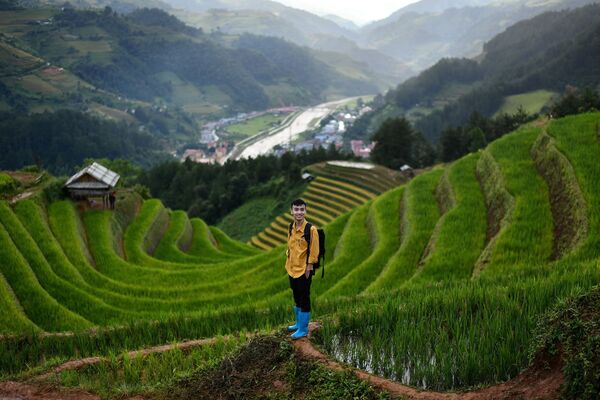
[65,162,120,188]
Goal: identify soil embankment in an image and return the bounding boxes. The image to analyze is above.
[295,325,561,400]
[0,323,563,399]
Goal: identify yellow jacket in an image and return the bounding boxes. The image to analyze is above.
[285,220,319,278]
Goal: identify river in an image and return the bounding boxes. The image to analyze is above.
[234,96,363,160]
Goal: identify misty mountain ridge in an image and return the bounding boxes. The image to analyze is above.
[34,0,598,85]
[358,3,600,144]
[168,2,413,83]
[360,0,598,70]
[365,0,498,29]
[320,14,359,30]
[156,0,600,80]
[34,0,410,85]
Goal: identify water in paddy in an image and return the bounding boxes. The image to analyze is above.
[324,332,458,390]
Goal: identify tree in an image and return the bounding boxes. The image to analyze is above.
[0,0,20,11]
[138,147,354,224]
[412,134,436,167]
[467,127,487,152]
[255,156,274,182]
[370,118,416,170]
[439,127,467,162]
[549,87,600,118]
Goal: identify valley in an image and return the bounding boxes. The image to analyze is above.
[234,96,364,160]
[1,0,600,398]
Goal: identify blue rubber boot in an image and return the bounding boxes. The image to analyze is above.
[291,311,310,339]
[287,306,300,331]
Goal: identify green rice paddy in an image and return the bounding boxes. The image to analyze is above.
[495,90,556,116]
[1,113,600,394]
[225,113,283,138]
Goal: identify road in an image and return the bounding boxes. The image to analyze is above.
[234,96,363,160]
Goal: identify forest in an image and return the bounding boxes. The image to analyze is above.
[0,110,165,175]
[138,145,352,224]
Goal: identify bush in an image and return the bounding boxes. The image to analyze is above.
[42,178,68,203]
[132,183,151,200]
[549,87,600,118]
[19,165,42,173]
[0,173,19,196]
[530,285,600,400]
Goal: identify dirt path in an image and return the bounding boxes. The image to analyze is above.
[34,335,243,380]
[9,191,34,204]
[292,323,562,400]
[0,381,100,400]
[0,336,241,400]
[0,324,562,399]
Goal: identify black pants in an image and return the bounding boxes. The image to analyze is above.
[289,274,312,312]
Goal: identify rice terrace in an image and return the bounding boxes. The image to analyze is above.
[2,0,600,398]
[0,112,598,399]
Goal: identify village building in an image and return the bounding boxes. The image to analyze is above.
[213,143,229,162]
[359,106,373,115]
[64,162,120,207]
[400,164,415,178]
[321,120,338,135]
[200,128,219,144]
[294,141,317,153]
[350,140,375,158]
[301,172,314,182]
[343,113,356,123]
[182,149,210,163]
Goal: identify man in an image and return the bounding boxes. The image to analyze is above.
[286,198,319,339]
[108,191,116,210]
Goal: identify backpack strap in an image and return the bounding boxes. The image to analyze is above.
[304,223,312,268]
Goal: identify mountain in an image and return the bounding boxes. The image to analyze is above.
[35,0,598,83]
[165,0,357,42]
[0,6,378,118]
[360,0,598,71]
[35,0,176,13]
[306,35,413,84]
[354,3,600,142]
[373,0,496,23]
[163,0,598,82]
[165,1,411,84]
[34,0,405,88]
[321,14,359,31]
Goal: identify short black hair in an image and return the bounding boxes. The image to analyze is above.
[290,198,307,208]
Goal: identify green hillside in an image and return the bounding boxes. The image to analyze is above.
[356,4,600,144]
[1,113,600,398]
[360,0,595,70]
[176,8,410,87]
[0,6,377,117]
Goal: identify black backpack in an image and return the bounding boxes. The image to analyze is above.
[288,222,326,277]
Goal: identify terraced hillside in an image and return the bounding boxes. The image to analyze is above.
[248,161,405,250]
[1,113,600,396]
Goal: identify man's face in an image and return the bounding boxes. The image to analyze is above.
[291,204,306,222]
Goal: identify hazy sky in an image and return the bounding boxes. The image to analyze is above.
[275,0,421,25]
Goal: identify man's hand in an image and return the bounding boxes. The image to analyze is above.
[305,263,313,278]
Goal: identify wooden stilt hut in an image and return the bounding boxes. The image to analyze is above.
[64,162,120,208]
